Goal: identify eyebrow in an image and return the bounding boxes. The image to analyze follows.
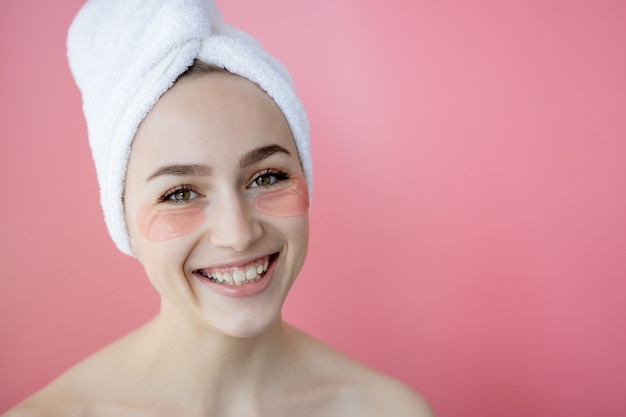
[145,144,291,182]
[146,163,212,182]
[239,144,291,168]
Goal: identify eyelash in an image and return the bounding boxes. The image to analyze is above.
[157,184,201,205]
[155,168,291,204]
[249,168,291,189]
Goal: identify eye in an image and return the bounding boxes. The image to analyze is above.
[158,185,200,204]
[249,169,290,189]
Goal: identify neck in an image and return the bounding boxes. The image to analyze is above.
[129,298,294,414]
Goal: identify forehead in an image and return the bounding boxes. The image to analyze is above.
[128,72,297,171]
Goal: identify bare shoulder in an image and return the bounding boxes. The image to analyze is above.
[2,327,147,417]
[286,325,435,416]
[0,351,118,417]
[332,364,434,417]
[1,382,82,417]
[358,374,434,416]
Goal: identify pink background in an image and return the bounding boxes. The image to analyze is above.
[1,1,625,415]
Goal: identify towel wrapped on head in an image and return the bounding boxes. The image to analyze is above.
[67,0,311,256]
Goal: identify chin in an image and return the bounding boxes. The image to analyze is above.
[207,309,283,339]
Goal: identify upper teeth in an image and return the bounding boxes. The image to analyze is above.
[203,258,270,286]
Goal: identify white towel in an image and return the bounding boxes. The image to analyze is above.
[67,0,311,256]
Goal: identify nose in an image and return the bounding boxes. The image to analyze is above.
[207,190,262,252]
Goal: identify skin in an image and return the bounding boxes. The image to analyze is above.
[4,73,433,417]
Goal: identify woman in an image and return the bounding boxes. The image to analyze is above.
[5,0,432,415]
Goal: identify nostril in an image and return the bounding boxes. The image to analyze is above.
[209,201,262,250]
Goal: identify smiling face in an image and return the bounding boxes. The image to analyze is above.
[123,72,309,337]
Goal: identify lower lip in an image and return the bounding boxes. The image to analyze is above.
[194,256,276,298]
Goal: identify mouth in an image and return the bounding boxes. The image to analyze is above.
[193,254,276,287]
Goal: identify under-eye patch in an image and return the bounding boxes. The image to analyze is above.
[137,204,206,242]
[136,174,309,242]
[254,174,309,217]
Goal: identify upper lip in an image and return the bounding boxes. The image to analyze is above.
[191,252,276,273]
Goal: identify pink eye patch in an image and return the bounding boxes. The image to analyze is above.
[254,174,309,217]
[137,204,206,242]
[136,175,308,242]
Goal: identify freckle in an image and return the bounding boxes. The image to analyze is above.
[137,204,206,242]
[254,174,309,217]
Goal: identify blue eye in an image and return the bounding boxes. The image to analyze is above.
[250,169,289,188]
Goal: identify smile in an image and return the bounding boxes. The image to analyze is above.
[194,255,272,287]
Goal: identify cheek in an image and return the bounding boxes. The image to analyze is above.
[254,175,309,217]
[137,204,206,242]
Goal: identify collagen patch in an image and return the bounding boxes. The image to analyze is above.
[137,204,206,242]
[254,174,309,217]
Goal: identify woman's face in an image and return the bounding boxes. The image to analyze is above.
[124,72,309,337]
